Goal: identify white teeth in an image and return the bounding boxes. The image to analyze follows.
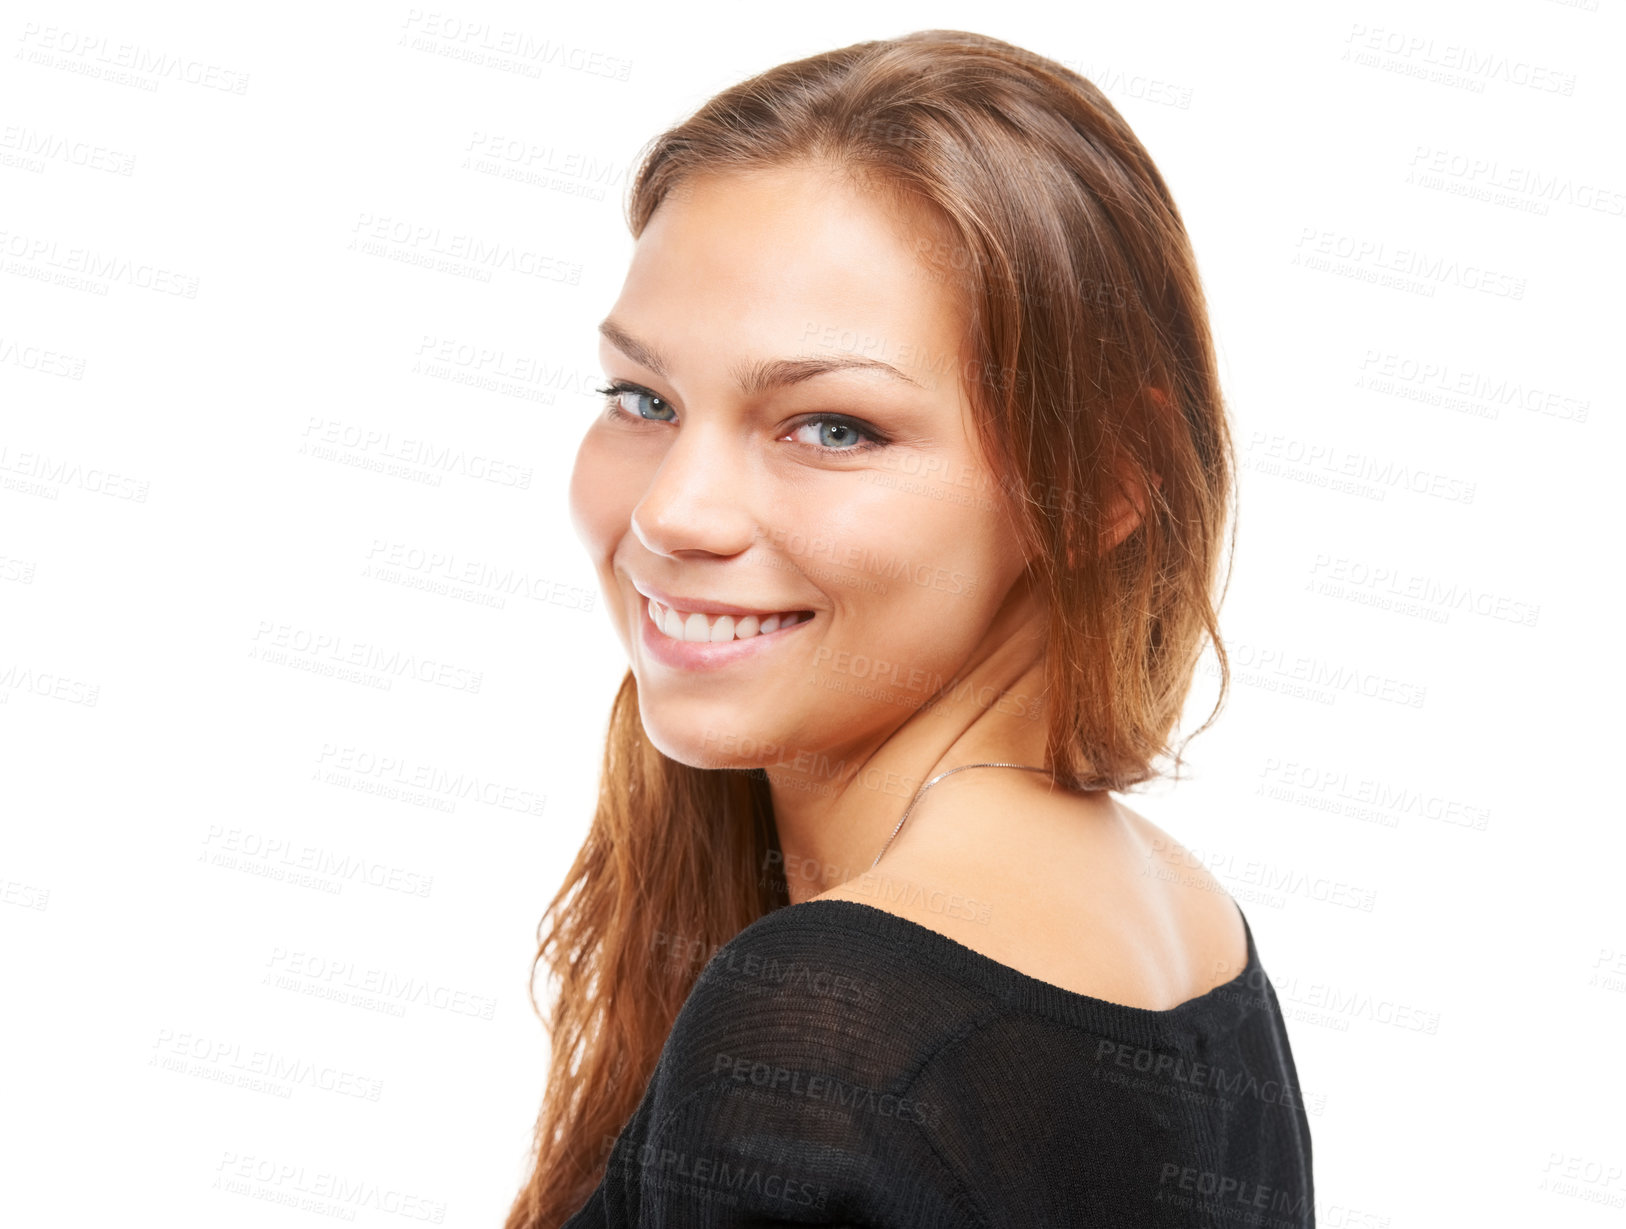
[647,599,807,643]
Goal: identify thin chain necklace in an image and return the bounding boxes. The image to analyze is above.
[870,762,1061,871]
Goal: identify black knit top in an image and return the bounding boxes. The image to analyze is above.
[562,897,1315,1227]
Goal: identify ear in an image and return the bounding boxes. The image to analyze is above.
[1064,391,1169,567]
[1064,462,1156,567]
[1097,459,1160,555]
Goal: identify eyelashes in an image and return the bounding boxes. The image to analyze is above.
[595,380,676,425]
[594,379,891,454]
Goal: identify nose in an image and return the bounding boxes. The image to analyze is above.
[629,422,759,559]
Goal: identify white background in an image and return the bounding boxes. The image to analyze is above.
[2,0,1622,1225]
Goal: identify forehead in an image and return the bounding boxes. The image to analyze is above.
[610,163,969,377]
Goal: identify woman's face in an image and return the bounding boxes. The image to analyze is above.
[570,162,1040,771]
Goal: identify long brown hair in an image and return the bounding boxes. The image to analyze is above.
[506,29,1236,1227]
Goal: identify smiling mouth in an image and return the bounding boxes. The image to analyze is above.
[646,598,814,644]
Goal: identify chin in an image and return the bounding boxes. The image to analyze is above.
[636,695,779,772]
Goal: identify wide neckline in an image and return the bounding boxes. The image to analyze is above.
[775,896,1263,1041]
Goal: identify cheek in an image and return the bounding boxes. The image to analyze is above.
[820,493,1003,632]
[568,425,642,564]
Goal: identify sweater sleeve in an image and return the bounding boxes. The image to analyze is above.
[561,920,992,1228]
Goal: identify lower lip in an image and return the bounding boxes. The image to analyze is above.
[637,603,814,671]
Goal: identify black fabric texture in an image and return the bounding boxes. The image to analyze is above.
[562,897,1315,1227]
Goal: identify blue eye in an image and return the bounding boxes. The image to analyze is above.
[596,382,676,423]
[787,419,884,452]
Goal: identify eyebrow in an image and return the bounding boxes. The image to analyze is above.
[598,317,923,394]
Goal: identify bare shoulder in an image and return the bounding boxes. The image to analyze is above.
[1115,801,1251,987]
[812,787,1249,1010]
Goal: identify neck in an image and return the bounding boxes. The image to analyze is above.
[764,631,1051,905]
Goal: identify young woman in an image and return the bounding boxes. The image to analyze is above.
[509,29,1315,1228]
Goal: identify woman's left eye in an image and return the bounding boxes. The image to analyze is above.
[785,417,887,453]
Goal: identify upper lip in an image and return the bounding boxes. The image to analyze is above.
[632,580,811,619]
